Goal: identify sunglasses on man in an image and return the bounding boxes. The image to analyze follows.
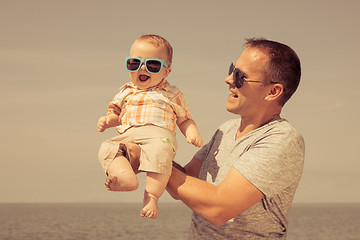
[125,57,169,74]
[228,62,282,89]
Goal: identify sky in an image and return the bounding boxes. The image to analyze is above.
[1,0,359,203]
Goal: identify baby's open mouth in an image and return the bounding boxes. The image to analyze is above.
[139,75,150,81]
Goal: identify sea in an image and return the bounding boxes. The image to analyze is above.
[0,202,359,240]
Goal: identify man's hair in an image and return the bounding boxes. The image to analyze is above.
[245,38,301,106]
[137,34,173,67]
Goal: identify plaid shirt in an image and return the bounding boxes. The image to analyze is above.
[108,80,192,133]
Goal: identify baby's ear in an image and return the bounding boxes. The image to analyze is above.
[164,67,172,77]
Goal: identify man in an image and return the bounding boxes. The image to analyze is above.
[167,38,305,239]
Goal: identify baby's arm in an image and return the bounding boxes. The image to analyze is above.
[177,117,203,147]
[97,103,121,132]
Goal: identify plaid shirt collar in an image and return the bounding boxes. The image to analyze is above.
[124,79,171,92]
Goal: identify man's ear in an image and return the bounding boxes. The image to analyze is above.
[265,84,284,101]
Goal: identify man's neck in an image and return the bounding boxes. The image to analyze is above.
[236,113,280,140]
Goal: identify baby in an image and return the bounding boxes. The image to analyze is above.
[97,34,203,219]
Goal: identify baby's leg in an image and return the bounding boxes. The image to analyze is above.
[105,152,139,191]
[140,172,169,219]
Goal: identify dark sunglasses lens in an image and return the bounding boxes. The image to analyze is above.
[146,60,162,73]
[127,58,141,71]
[234,69,243,88]
[228,63,234,75]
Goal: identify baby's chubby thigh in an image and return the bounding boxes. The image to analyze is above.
[104,131,142,172]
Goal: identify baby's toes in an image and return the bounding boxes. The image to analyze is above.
[105,175,117,190]
[140,208,148,217]
[149,211,158,219]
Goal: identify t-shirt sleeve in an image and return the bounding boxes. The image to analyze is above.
[194,129,220,161]
[194,143,210,161]
[233,126,305,197]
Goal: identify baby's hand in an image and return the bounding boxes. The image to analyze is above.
[98,113,121,132]
[97,116,109,132]
[187,134,203,148]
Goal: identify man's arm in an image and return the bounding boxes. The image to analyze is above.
[167,165,264,226]
[168,158,203,199]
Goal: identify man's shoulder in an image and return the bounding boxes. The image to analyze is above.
[269,119,303,141]
[260,118,305,151]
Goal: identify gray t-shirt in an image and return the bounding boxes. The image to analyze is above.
[189,118,305,240]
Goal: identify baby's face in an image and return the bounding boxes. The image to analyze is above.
[128,40,171,90]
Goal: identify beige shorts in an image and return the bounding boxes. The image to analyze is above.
[98,125,177,176]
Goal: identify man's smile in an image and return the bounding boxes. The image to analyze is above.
[229,90,238,98]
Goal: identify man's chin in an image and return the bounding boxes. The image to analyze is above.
[225,103,239,115]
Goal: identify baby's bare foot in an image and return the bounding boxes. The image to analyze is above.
[140,192,159,219]
[105,175,117,191]
[105,174,138,192]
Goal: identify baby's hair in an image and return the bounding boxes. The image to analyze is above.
[137,34,173,66]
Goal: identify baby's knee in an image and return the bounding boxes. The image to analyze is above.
[128,179,139,191]
[121,176,139,191]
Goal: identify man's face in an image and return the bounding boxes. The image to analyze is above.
[128,40,171,90]
[225,47,270,116]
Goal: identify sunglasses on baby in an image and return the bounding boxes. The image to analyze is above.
[228,62,281,88]
[125,57,169,74]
